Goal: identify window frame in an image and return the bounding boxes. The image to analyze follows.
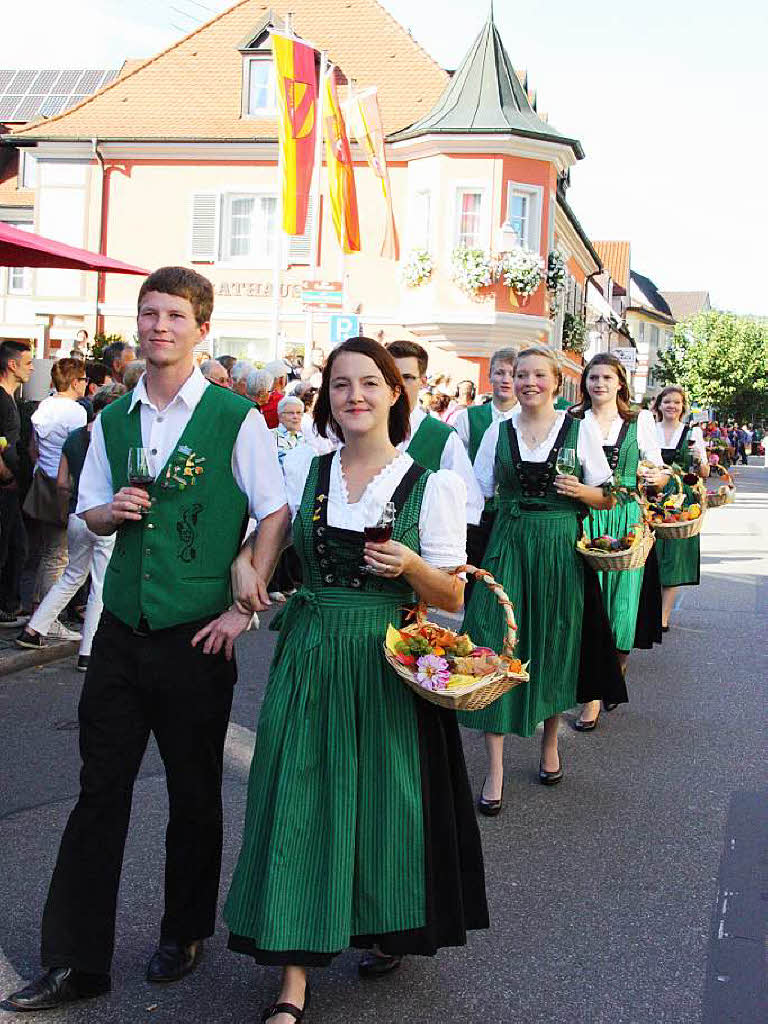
[501,181,543,252]
[454,185,487,250]
[219,190,279,268]
[242,53,277,118]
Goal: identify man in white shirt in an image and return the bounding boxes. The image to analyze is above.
[7,267,289,1013]
[386,340,483,526]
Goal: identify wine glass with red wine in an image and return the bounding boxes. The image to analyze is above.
[127,447,153,513]
[361,501,396,572]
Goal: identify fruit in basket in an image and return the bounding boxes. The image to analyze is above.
[682,472,699,486]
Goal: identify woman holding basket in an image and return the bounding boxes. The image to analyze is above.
[224,338,487,1024]
[569,354,667,730]
[652,385,709,630]
[460,347,625,813]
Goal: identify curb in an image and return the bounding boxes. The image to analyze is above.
[0,640,78,679]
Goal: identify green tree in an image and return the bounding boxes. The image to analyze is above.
[654,311,768,420]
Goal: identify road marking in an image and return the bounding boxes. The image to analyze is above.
[224,720,256,776]
[0,942,24,999]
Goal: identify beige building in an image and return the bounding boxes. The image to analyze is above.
[2,1,600,389]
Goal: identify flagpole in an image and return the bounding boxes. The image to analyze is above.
[306,52,327,360]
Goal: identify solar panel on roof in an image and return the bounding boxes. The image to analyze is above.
[14,95,45,120]
[9,70,36,93]
[31,70,58,92]
[101,70,119,87]
[64,94,89,110]
[39,95,68,117]
[0,71,16,92]
[75,70,103,93]
[53,70,81,93]
[0,96,21,118]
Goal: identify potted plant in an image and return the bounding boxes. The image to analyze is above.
[546,248,567,316]
[401,249,434,288]
[494,246,545,305]
[450,246,496,296]
[562,312,588,353]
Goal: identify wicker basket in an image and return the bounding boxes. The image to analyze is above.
[383,565,529,712]
[643,469,706,540]
[705,465,735,508]
[577,522,654,572]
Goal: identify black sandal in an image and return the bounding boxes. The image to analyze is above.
[262,982,310,1023]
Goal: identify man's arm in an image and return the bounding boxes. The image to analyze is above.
[232,504,290,613]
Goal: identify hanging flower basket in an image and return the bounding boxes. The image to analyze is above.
[494,246,545,301]
[401,248,434,288]
[450,246,496,296]
[546,248,567,317]
[562,312,588,353]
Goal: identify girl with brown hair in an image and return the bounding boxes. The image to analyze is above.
[570,353,667,729]
[651,385,710,630]
[224,338,487,1023]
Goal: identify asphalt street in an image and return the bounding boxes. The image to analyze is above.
[1,463,766,1024]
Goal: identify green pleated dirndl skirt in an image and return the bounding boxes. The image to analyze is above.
[457,505,583,737]
[656,532,700,587]
[586,499,645,650]
[224,587,487,964]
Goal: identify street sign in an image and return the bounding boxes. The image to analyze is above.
[329,314,360,347]
[614,347,637,370]
[302,280,343,310]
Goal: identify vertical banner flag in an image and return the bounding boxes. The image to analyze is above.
[271,32,319,235]
[324,69,360,253]
[345,87,399,260]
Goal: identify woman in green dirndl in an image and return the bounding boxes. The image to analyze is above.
[458,348,626,815]
[570,353,667,730]
[651,385,710,630]
[225,338,488,1024]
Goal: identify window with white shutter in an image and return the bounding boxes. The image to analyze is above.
[190,193,218,263]
[287,195,316,266]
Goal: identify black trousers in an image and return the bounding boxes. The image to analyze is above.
[0,484,27,613]
[41,610,236,974]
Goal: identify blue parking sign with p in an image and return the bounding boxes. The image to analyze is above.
[330,314,360,347]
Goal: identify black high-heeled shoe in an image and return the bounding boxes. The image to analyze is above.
[538,757,564,785]
[573,710,600,731]
[477,776,503,816]
[262,980,310,1022]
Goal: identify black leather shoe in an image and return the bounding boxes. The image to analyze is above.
[5,967,110,1011]
[358,951,403,978]
[538,758,564,786]
[477,776,503,816]
[146,939,202,983]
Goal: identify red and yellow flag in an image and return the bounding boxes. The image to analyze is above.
[345,86,398,259]
[324,69,360,254]
[271,31,318,236]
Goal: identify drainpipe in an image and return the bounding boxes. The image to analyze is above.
[92,138,106,337]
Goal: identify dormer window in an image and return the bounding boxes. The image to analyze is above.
[244,54,276,116]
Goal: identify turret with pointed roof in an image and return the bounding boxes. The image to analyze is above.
[388,7,583,159]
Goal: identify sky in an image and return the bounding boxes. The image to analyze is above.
[4,0,768,315]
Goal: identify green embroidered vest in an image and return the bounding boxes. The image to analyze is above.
[406,414,453,472]
[101,385,252,630]
[467,403,494,463]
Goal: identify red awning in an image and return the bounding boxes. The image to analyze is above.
[0,222,148,275]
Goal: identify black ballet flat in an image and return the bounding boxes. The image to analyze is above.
[538,758,564,786]
[573,711,600,732]
[262,980,310,1022]
[477,777,503,816]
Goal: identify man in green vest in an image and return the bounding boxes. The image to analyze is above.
[386,340,483,527]
[7,267,289,1013]
[452,347,518,574]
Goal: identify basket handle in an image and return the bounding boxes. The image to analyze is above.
[410,565,518,661]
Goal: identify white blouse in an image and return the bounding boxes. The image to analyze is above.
[654,421,707,463]
[282,447,467,568]
[585,409,664,466]
[473,409,612,499]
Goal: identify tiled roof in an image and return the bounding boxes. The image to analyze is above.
[659,291,711,321]
[593,240,630,291]
[10,0,448,141]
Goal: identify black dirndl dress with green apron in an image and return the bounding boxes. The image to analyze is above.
[457,415,626,737]
[225,453,488,965]
[585,418,662,650]
[657,427,701,587]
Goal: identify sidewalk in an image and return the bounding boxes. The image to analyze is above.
[0,624,78,678]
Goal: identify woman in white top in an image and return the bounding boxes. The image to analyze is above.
[651,385,710,630]
[223,338,487,1022]
[569,353,668,730]
[28,358,88,605]
[458,348,625,813]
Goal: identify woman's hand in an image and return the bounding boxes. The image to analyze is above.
[363,539,417,578]
[640,466,668,488]
[191,606,253,660]
[231,547,272,613]
[554,474,583,500]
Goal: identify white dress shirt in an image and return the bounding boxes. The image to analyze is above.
[32,396,88,478]
[585,409,664,465]
[397,406,484,525]
[77,367,287,521]
[453,402,516,452]
[473,409,613,498]
[282,447,467,567]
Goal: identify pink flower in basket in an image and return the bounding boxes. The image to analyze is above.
[416,654,450,691]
